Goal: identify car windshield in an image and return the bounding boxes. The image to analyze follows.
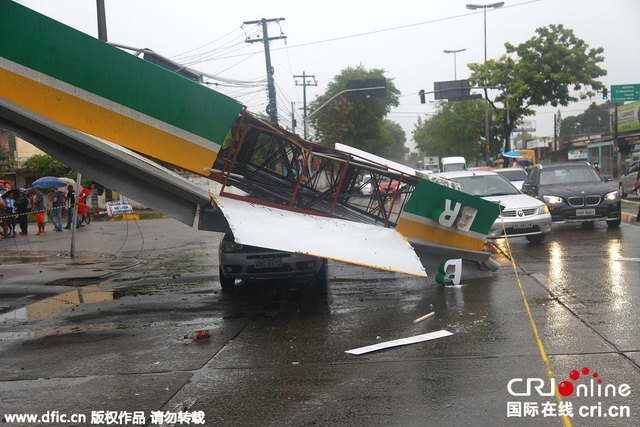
[496,169,527,181]
[443,163,465,172]
[451,175,520,197]
[539,167,601,185]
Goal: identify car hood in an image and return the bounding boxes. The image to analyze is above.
[482,193,544,210]
[537,181,614,198]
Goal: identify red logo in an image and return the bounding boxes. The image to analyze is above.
[558,367,600,397]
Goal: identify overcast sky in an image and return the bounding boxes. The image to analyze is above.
[17,0,640,151]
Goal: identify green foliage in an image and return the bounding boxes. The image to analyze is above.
[309,65,404,160]
[21,154,70,177]
[469,24,606,144]
[412,99,485,159]
[0,144,14,176]
[559,102,611,143]
[379,120,408,161]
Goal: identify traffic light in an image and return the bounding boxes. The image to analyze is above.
[491,127,499,140]
[603,88,608,100]
[419,89,425,104]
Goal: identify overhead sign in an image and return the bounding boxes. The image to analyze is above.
[434,80,482,101]
[345,78,387,99]
[611,84,640,102]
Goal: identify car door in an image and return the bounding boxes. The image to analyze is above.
[623,162,638,192]
[522,167,540,197]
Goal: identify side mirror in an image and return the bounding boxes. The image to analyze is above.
[522,181,537,194]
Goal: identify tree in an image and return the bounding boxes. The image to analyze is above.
[559,102,611,143]
[412,99,485,161]
[309,65,402,159]
[379,119,408,161]
[21,154,69,177]
[469,24,606,151]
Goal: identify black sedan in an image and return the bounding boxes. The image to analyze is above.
[522,162,621,228]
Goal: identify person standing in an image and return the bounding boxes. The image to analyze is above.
[2,190,15,227]
[50,186,63,231]
[14,189,30,234]
[33,187,46,235]
[90,183,100,215]
[0,195,5,240]
[64,184,81,229]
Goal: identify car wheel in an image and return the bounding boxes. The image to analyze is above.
[606,218,621,228]
[311,260,328,293]
[219,267,236,290]
[619,183,627,199]
[526,233,545,244]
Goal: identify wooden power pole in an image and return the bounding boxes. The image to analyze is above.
[244,18,286,125]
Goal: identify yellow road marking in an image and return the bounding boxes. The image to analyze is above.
[499,212,572,427]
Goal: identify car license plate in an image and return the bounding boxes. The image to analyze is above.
[576,208,596,216]
[513,221,532,229]
[255,258,282,269]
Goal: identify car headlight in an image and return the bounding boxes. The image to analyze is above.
[604,191,620,201]
[538,204,549,214]
[543,195,563,204]
[221,240,243,252]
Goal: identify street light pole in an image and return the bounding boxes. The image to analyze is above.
[443,48,467,80]
[466,2,504,162]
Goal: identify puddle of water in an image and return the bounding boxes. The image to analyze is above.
[0,322,120,341]
[0,283,120,323]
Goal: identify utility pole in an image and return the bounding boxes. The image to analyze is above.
[96,0,108,41]
[553,113,557,152]
[244,18,286,125]
[294,71,317,139]
[291,102,296,133]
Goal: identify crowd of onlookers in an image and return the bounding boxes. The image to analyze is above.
[1,183,101,239]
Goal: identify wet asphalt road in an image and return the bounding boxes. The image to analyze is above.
[0,215,639,426]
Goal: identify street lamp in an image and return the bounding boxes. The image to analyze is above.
[466,2,504,159]
[443,48,466,80]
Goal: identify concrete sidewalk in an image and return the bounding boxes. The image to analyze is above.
[0,218,222,287]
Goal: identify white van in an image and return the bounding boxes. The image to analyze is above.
[441,156,467,172]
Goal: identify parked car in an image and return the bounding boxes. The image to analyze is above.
[437,170,552,243]
[618,160,639,199]
[218,232,327,290]
[378,177,402,193]
[522,162,621,228]
[357,174,373,195]
[494,167,528,190]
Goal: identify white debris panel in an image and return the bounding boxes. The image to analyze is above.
[346,330,453,355]
[212,195,427,277]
